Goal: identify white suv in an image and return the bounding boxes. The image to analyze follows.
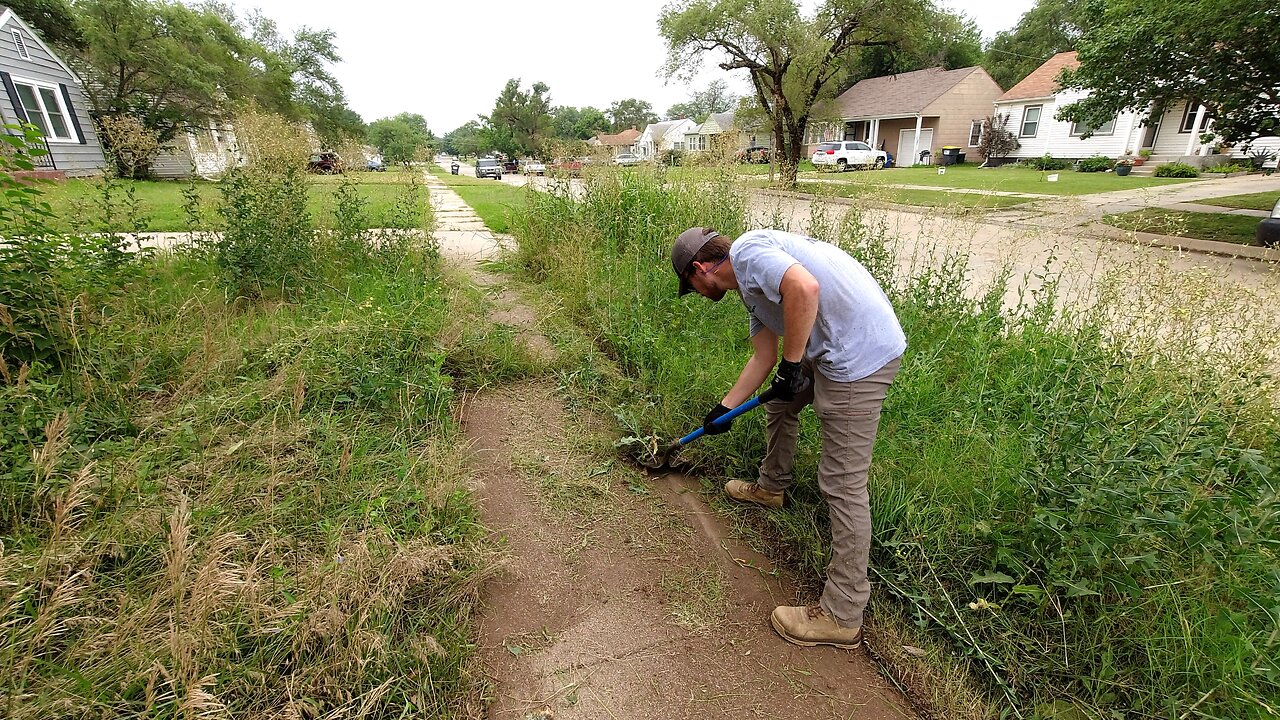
[812,141,887,171]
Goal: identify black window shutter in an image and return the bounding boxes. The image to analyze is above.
[58,84,86,144]
[1,71,30,123]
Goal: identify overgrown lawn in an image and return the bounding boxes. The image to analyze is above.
[508,167,1280,720]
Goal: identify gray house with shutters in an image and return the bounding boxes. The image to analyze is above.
[0,7,106,176]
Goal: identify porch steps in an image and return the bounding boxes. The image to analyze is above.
[1127,154,1182,176]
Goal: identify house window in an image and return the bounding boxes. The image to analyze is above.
[1019,105,1042,138]
[968,121,982,147]
[1179,101,1203,133]
[12,80,76,141]
[1070,118,1116,136]
[12,30,30,60]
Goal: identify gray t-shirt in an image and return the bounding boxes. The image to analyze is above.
[730,229,906,382]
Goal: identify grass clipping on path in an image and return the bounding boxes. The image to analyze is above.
[507,164,1280,720]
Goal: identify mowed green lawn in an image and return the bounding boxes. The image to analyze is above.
[792,181,1034,209]
[1194,190,1280,211]
[793,163,1197,196]
[36,170,427,232]
[1103,208,1263,246]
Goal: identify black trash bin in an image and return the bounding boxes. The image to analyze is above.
[941,146,962,166]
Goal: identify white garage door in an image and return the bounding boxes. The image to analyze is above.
[898,128,934,164]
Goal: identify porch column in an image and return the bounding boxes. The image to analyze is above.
[1185,103,1207,156]
[911,115,923,164]
[870,118,879,147]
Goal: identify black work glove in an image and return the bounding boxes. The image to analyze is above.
[703,403,733,435]
[769,359,810,402]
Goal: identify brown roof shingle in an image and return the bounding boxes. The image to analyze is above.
[596,128,641,146]
[997,51,1080,102]
[834,66,984,119]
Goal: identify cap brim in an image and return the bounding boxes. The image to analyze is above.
[678,276,694,296]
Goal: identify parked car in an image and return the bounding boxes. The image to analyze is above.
[475,157,502,179]
[366,157,386,172]
[613,152,642,166]
[552,158,583,177]
[307,151,344,174]
[523,159,546,175]
[502,158,519,174]
[811,141,887,171]
[737,146,771,164]
[1257,196,1280,248]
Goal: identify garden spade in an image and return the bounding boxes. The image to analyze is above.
[644,388,778,471]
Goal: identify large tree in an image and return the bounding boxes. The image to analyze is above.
[62,0,362,155]
[244,12,365,144]
[666,79,737,122]
[551,105,611,140]
[482,79,553,158]
[844,7,983,83]
[1056,0,1280,147]
[367,113,432,165]
[660,0,928,186]
[607,98,658,132]
[8,0,83,47]
[65,0,256,144]
[982,0,1086,90]
[442,120,483,157]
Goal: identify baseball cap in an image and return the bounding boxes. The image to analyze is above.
[671,227,721,296]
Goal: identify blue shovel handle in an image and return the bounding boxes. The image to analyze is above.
[676,388,779,446]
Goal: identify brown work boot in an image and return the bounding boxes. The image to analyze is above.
[770,604,863,649]
[724,479,784,508]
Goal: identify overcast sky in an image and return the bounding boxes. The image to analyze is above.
[227,0,1035,135]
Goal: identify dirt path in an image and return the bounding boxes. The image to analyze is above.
[424,174,911,720]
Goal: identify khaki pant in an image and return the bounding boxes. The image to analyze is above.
[756,356,901,629]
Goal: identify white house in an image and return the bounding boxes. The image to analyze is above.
[993,51,1279,168]
[635,119,697,159]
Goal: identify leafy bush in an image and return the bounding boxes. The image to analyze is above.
[1204,161,1253,174]
[659,148,685,166]
[1075,155,1115,172]
[1155,161,1200,178]
[1028,153,1069,170]
[213,165,314,299]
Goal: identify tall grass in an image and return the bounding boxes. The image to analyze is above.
[510,165,1280,719]
[1,137,530,716]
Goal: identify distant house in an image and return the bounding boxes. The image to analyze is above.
[0,7,106,176]
[992,51,1280,168]
[818,66,1004,165]
[151,121,241,179]
[684,110,771,155]
[634,119,697,159]
[588,127,640,157]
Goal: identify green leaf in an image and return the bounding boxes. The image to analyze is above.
[968,570,1016,585]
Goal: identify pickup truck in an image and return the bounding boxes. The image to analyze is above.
[475,157,502,179]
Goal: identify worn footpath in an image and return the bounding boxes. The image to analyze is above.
[423,172,911,719]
